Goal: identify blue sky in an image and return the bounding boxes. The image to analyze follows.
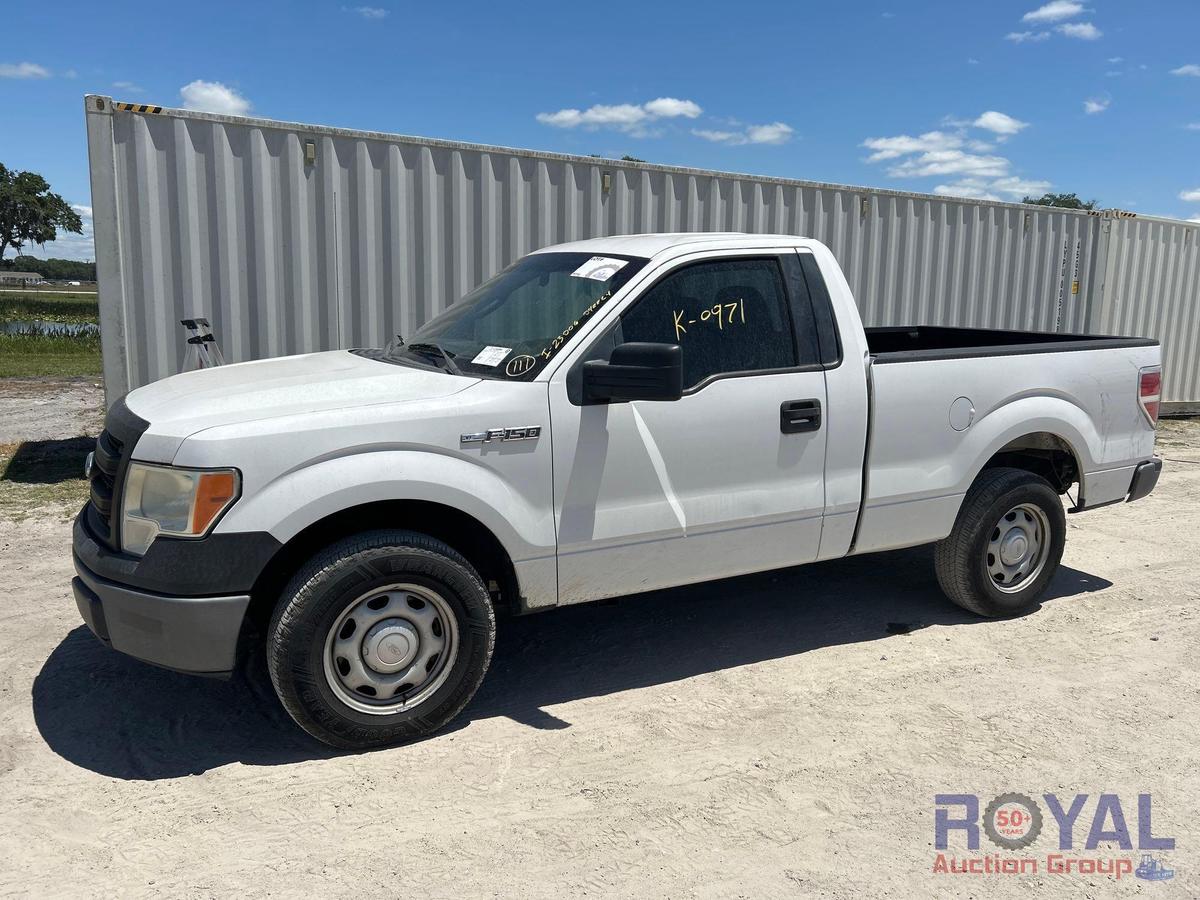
[2,0,1199,261]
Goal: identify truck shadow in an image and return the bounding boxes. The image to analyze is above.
[1,436,93,484]
[32,546,1110,780]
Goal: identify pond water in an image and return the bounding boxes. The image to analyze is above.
[0,319,100,337]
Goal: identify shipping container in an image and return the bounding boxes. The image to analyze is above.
[84,95,1200,409]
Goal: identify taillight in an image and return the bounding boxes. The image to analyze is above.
[1138,366,1161,427]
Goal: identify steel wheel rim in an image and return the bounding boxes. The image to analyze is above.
[322,582,459,715]
[985,503,1050,594]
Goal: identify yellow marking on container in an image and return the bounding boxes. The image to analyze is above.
[116,102,164,114]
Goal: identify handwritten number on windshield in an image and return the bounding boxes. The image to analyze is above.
[534,290,614,364]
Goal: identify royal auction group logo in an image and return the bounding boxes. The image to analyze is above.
[934,792,1175,881]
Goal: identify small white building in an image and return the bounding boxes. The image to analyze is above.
[0,271,44,286]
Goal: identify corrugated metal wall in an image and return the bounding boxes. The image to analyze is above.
[1091,215,1200,406]
[84,95,1199,404]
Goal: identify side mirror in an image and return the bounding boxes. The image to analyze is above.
[582,342,683,403]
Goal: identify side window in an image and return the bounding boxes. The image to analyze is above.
[618,257,797,390]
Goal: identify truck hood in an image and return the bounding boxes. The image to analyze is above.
[124,350,478,461]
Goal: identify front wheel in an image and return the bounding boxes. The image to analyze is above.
[267,530,496,749]
[934,467,1066,617]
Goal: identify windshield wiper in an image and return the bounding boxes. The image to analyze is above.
[406,341,464,377]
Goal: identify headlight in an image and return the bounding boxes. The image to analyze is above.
[121,463,240,556]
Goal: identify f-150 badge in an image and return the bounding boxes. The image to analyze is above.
[461,426,542,444]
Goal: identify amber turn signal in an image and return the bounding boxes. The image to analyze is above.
[191,471,239,533]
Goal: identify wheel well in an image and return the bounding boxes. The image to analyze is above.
[246,500,521,630]
[981,432,1080,494]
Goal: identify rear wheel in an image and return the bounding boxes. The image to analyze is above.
[267,530,495,749]
[934,467,1066,617]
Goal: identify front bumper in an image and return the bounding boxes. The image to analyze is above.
[73,562,249,676]
[71,508,279,676]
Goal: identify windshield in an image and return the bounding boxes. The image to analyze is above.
[374,251,647,380]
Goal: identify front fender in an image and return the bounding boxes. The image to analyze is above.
[216,449,555,566]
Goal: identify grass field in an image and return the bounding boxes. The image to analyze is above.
[0,291,102,378]
[0,333,103,378]
[0,294,99,324]
[0,289,97,301]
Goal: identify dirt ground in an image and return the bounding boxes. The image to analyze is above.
[0,378,104,443]
[1,380,1198,898]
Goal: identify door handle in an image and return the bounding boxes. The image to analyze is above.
[780,398,821,434]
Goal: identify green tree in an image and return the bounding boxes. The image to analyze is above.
[1021,192,1098,210]
[4,254,96,280]
[0,163,83,260]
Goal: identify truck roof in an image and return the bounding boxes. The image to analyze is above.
[533,232,814,259]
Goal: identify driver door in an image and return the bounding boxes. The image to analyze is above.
[548,251,829,605]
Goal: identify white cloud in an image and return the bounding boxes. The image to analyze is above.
[967,57,981,65]
[974,110,1029,136]
[1186,122,1200,131]
[990,176,1052,197]
[1022,1,1084,23]
[692,129,739,143]
[864,115,1048,198]
[538,104,645,128]
[537,97,702,135]
[861,130,963,162]
[642,97,702,119]
[745,122,793,144]
[934,176,1052,202]
[1180,188,1200,202]
[1084,97,1110,114]
[1058,22,1102,40]
[180,80,252,116]
[1171,64,1200,77]
[1107,56,1124,64]
[0,62,50,79]
[693,122,794,146]
[935,182,1002,202]
[113,80,144,93]
[889,150,1012,179]
[1006,31,1051,43]
[352,6,388,19]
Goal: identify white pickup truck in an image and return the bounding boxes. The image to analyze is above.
[72,233,1163,749]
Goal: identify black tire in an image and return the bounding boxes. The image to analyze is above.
[267,530,495,750]
[934,467,1066,618]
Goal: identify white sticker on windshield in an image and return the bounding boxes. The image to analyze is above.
[471,345,512,366]
[570,256,628,281]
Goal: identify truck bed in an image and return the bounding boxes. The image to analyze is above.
[865,325,1156,362]
[850,332,1160,556]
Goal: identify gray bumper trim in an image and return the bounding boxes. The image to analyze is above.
[73,558,249,676]
[1126,457,1162,504]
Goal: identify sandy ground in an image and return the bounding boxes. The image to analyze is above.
[0,378,104,443]
[1,382,1198,898]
